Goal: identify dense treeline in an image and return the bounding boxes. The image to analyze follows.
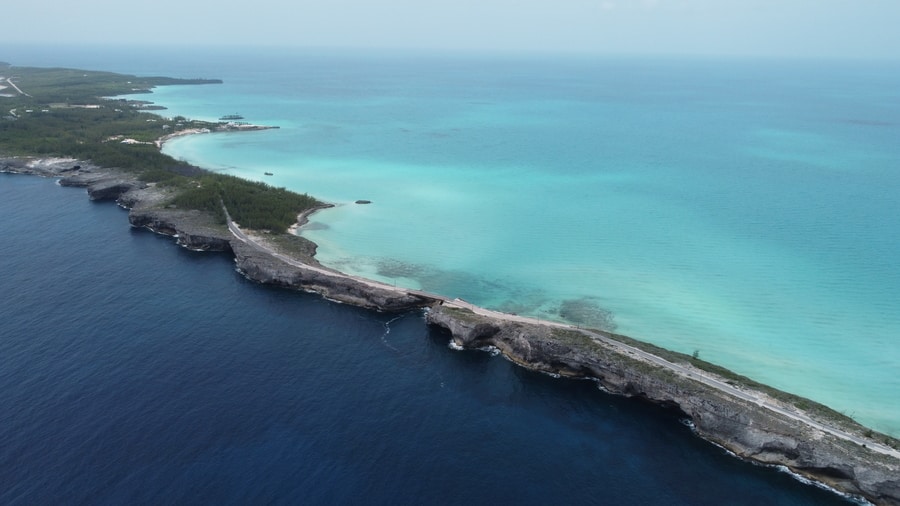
[1,64,219,104]
[0,86,205,173]
[0,110,204,174]
[172,174,319,232]
[2,63,319,233]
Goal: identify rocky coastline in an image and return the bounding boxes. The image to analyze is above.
[426,305,900,505]
[2,158,434,312]
[3,157,899,505]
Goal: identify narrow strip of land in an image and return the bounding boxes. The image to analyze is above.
[583,327,900,459]
[225,212,900,462]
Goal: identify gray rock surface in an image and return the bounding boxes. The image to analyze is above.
[229,240,431,311]
[426,305,900,505]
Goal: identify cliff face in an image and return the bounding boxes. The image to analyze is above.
[126,213,426,312]
[126,202,429,311]
[426,305,900,506]
[57,171,146,201]
[1,159,431,312]
[228,240,432,311]
[128,208,233,252]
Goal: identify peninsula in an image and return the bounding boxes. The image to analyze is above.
[2,63,898,505]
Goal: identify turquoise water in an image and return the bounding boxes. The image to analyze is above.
[128,52,900,436]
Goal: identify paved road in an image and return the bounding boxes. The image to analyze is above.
[227,213,900,461]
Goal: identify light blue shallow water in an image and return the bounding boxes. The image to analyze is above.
[6,46,900,436]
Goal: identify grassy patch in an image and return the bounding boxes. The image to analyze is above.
[550,327,605,353]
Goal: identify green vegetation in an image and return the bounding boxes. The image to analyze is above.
[171,174,318,231]
[265,230,320,261]
[442,307,489,325]
[1,65,219,104]
[550,327,607,355]
[1,64,215,173]
[1,63,320,232]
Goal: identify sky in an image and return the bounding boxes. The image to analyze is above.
[2,0,899,59]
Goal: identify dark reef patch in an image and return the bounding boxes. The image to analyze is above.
[558,297,617,331]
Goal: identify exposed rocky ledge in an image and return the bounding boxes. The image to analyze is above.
[124,194,429,310]
[128,208,234,252]
[5,156,899,505]
[226,239,433,311]
[426,305,900,505]
[2,158,431,312]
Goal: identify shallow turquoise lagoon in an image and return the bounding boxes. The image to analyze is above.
[153,53,900,435]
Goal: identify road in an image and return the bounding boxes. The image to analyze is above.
[2,77,30,97]
[578,327,900,460]
[226,212,422,296]
[226,213,900,461]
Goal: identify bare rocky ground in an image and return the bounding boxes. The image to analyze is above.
[427,306,900,505]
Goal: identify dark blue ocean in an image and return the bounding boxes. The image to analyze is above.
[0,175,855,503]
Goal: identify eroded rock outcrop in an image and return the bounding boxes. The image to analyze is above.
[229,240,431,311]
[128,208,233,252]
[426,305,900,505]
[88,180,145,201]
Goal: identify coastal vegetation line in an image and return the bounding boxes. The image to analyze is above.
[2,62,899,504]
[0,63,320,232]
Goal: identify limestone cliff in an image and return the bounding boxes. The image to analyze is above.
[426,305,900,505]
[127,208,233,252]
[228,239,432,311]
[125,198,429,311]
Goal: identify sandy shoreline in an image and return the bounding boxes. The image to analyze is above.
[287,203,335,235]
[154,128,211,148]
[158,125,328,240]
[156,123,278,149]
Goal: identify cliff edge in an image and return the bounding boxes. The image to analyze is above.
[426,304,900,505]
